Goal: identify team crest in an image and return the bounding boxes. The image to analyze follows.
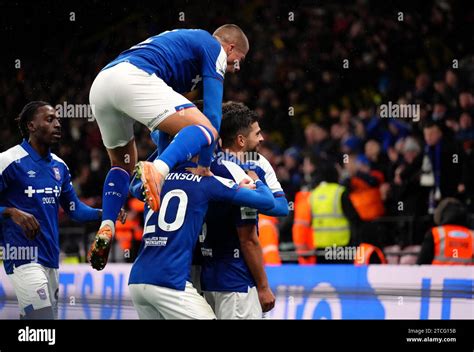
[53,167,61,181]
[37,288,47,300]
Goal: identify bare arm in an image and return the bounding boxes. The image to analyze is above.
[237,223,275,313]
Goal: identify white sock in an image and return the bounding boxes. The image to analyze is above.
[153,159,170,178]
[100,220,115,234]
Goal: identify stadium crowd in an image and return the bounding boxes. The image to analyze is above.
[1,0,473,263]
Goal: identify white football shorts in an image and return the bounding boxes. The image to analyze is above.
[204,286,263,319]
[129,281,216,320]
[89,62,194,149]
[8,262,59,318]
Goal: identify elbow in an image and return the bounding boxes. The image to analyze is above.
[261,197,275,211]
[68,212,82,222]
[263,198,289,217]
[239,235,260,249]
[275,199,289,216]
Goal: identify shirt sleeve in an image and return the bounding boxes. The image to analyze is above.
[207,176,274,211]
[201,36,227,80]
[200,35,226,133]
[255,155,284,195]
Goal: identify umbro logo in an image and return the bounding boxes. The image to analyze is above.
[27,170,36,178]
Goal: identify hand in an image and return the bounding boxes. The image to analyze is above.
[4,207,40,240]
[239,178,256,190]
[117,208,127,224]
[258,286,276,313]
[186,166,214,177]
[246,170,259,182]
[388,147,398,162]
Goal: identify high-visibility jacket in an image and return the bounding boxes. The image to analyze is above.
[258,214,282,265]
[115,217,143,251]
[354,242,387,265]
[432,225,474,265]
[349,171,385,221]
[310,182,350,248]
[292,191,316,264]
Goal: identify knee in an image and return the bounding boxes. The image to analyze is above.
[200,124,218,140]
[110,158,135,174]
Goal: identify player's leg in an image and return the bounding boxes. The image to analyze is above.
[105,63,216,211]
[129,284,162,319]
[92,62,217,212]
[210,288,262,319]
[152,282,216,320]
[136,107,217,211]
[89,68,136,269]
[8,263,55,319]
[203,291,217,313]
[88,141,136,270]
[46,268,59,320]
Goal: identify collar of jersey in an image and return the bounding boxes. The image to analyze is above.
[21,139,52,162]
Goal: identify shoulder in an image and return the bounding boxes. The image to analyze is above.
[221,160,251,183]
[210,175,237,189]
[0,144,28,174]
[193,29,218,44]
[51,153,70,171]
[255,154,274,173]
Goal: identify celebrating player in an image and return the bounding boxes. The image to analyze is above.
[0,101,119,319]
[88,25,249,270]
[200,102,287,318]
[127,155,274,319]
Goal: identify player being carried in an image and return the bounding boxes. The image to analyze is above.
[88,25,249,270]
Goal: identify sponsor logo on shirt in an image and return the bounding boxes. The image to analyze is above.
[144,236,168,247]
[24,186,61,198]
[240,207,257,219]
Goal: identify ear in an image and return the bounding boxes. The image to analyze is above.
[27,120,36,133]
[228,43,235,53]
[237,134,245,147]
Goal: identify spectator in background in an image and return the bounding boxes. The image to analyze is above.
[305,122,338,162]
[293,162,360,263]
[417,198,473,265]
[455,112,474,147]
[388,136,429,245]
[365,139,390,179]
[277,147,302,203]
[421,120,464,213]
[341,154,386,247]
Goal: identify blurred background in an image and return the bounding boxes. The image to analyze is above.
[0,0,473,265]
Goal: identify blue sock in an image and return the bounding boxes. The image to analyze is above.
[102,167,130,226]
[157,125,214,169]
[198,141,216,168]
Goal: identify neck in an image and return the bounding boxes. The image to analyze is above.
[28,138,49,157]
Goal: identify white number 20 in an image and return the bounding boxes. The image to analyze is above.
[158,190,188,232]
